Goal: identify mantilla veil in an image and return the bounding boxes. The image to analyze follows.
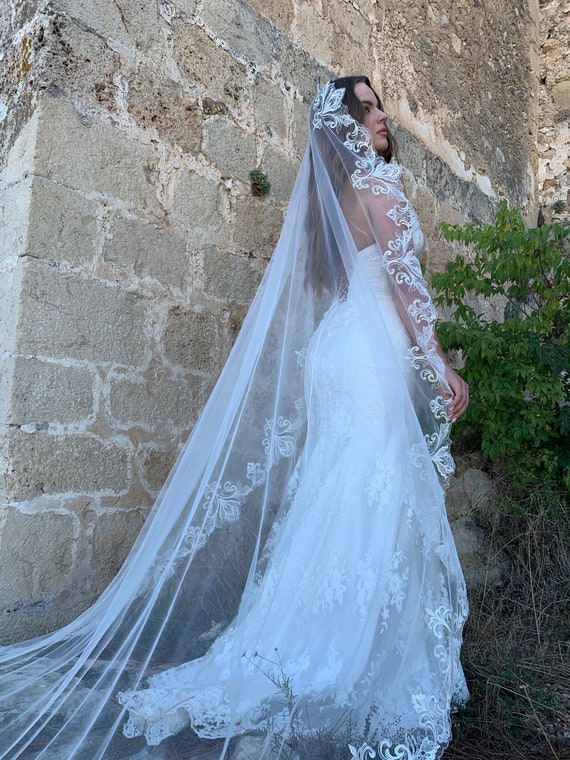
[0,81,468,759]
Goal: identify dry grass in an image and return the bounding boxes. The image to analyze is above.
[445,481,570,760]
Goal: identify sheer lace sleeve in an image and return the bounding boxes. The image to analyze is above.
[357,161,449,392]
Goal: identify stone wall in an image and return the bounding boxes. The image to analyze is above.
[0,0,551,642]
[537,0,570,221]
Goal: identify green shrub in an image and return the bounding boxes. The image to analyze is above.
[431,200,570,493]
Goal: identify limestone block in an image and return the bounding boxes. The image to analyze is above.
[3,429,130,500]
[9,357,94,425]
[0,600,64,644]
[552,80,570,119]
[252,77,287,139]
[294,2,334,67]
[176,0,197,14]
[233,196,283,258]
[17,262,148,366]
[26,177,98,266]
[201,0,275,66]
[0,251,23,356]
[90,508,146,596]
[48,0,132,56]
[127,66,203,154]
[100,0,176,59]
[0,262,22,432]
[202,117,257,183]
[246,0,293,30]
[34,96,161,215]
[275,34,330,101]
[203,245,261,305]
[0,506,75,612]
[0,175,32,259]
[292,98,310,156]
[140,445,178,494]
[109,374,201,430]
[1,104,39,185]
[169,170,225,238]
[173,19,246,106]
[36,15,122,113]
[259,145,299,204]
[103,215,188,287]
[163,304,221,375]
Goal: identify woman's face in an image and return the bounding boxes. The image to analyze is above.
[354,82,389,154]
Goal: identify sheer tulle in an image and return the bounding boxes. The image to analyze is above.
[0,82,467,759]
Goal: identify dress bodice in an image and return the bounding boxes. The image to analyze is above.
[354,243,392,298]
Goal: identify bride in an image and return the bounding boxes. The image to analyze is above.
[0,76,469,759]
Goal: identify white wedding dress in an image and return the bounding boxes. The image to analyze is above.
[119,243,468,756]
[0,80,468,760]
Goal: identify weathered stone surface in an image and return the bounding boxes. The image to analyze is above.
[17,262,148,366]
[378,0,534,205]
[1,103,38,186]
[252,76,287,139]
[163,304,221,375]
[139,445,178,493]
[201,0,275,66]
[394,125,497,225]
[0,506,76,611]
[103,215,188,287]
[34,96,161,215]
[551,80,570,119]
[202,117,257,183]
[322,0,372,69]
[111,0,177,59]
[9,357,94,425]
[173,21,247,107]
[170,170,225,238]
[274,33,330,101]
[233,196,283,258]
[259,145,299,204]
[90,508,146,595]
[247,0,293,30]
[109,373,200,430]
[3,429,130,500]
[203,245,261,305]
[291,97,310,156]
[35,14,122,113]
[450,517,509,589]
[27,177,99,266]
[49,0,132,56]
[127,66,203,154]
[0,175,32,258]
[446,466,496,522]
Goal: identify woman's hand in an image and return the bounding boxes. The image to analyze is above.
[444,365,469,423]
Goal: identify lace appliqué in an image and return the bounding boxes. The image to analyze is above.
[162,401,304,570]
[311,81,455,487]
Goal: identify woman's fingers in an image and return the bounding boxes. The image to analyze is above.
[445,367,469,423]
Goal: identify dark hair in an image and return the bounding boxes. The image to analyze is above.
[304,76,397,296]
[332,75,397,162]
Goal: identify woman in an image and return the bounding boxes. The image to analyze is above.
[0,77,468,759]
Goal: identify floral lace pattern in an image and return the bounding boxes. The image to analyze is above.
[118,81,468,760]
[312,81,454,487]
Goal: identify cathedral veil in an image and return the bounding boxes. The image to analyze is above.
[0,81,467,759]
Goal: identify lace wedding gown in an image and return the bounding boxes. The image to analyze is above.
[0,80,468,760]
[119,243,469,756]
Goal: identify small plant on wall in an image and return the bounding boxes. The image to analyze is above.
[431,200,570,494]
[249,168,271,197]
